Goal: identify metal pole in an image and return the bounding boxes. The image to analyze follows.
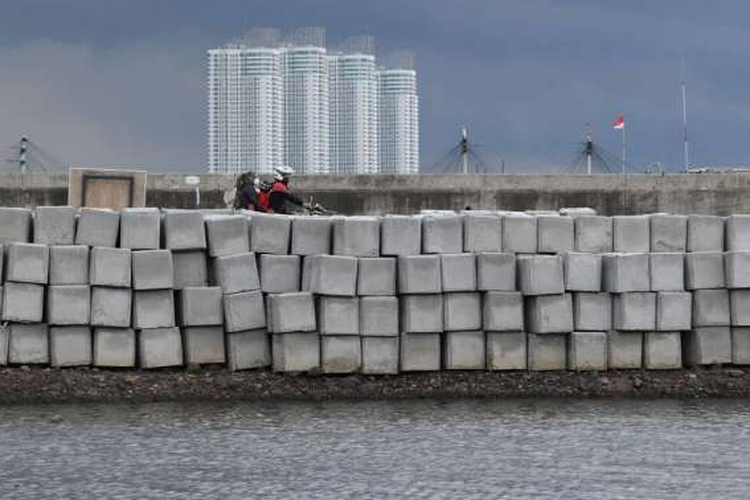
[622,125,626,175]
[681,61,690,172]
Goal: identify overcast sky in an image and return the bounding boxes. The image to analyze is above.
[1,0,749,173]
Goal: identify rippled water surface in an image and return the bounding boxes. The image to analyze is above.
[2,398,750,499]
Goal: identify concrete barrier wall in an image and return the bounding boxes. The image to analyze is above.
[2,205,750,373]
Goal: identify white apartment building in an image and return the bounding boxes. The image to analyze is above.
[379,68,419,174]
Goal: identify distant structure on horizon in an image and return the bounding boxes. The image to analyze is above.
[207,27,419,175]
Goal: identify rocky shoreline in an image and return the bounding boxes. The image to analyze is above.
[1,366,750,403]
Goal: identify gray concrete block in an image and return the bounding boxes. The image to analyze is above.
[0,244,3,281]
[5,242,49,284]
[730,290,750,326]
[332,216,380,257]
[684,327,731,366]
[317,296,359,335]
[182,326,225,365]
[567,331,607,371]
[692,289,730,327]
[0,207,31,244]
[75,208,120,248]
[502,214,537,254]
[259,254,301,293]
[601,253,650,293]
[90,287,131,327]
[34,205,76,245]
[441,253,477,292]
[613,292,656,331]
[518,255,564,295]
[49,245,89,285]
[0,324,7,365]
[272,332,320,372]
[162,209,206,251]
[656,291,692,331]
[685,251,725,289]
[422,214,463,254]
[400,333,441,371]
[464,213,502,253]
[212,252,260,294]
[483,291,524,332]
[138,327,183,368]
[132,289,175,329]
[527,333,567,371]
[725,251,750,289]
[607,331,643,369]
[361,336,399,374]
[649,253,685,291]
[132,250,174,290]
[303,255,357,296]
[537,216,574,254]
[397,255,441,294]
[643,332,682,369]
[650,214,688,252]
[573,292,612,331]
[291,216,331,256]
[172,250,208,289]
[443,331,485,370]
[90,247,131,288]
[400,294,443,333]
[357,258,396,296]
[119,208,161,250]
[223,290,266,333]
[93,327,136,367]
[226,329,270,370]
[564,252,602,292]
[380,215,421,256]
[575,216,612,253]
[525,294,573,334]
[360,296,399,337]
[321,335,361,373]
[444,292,481,332]
[612,215,650,253]
[731,327,750,365]
[2,282,44,323]
[8,323,49,364]
[726,214,750,251]
[688,215,724,252]
[177,286,222,326]
[48,326,92,367]
[486,332,527,370]
[266,292,316,333]
[476,252,516,291]
[204,215,249,257]
[47,285,90,325]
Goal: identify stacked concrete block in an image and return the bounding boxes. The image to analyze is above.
[317,296,359,335]
[34,206,76,245]
[226,329,269,370]
[119,208,161,250]
[397,255,441,294]
[93,328,136,367]
[204,215,249,257]
[683,327,732,366]
[444,293,481,331]
[75,208,120,248]
[463,213,502,253]
[687,215,724,252]
[47,285,90,325]
[567,331,607,371]
[486,332,527,370]
[223,290,266,332]
[536,216,574,254]
[517,255,564,295]
[321,336,361,373]
[380,215,421,256]
[138,327,183,368]
[8,323,49,364]
[249,213,291,255]
[649,253,684,291]
[183,326,226,366]
[162,209,206,251]
[563,252,602,292]
[132,250,173,290]
[360,296,400,374]
[273,332,320,372]
[650,214,688,252]
[400,294,443,333]
[502,213,537,254]
[357,258,396,296]
[291,216,331,256]
[656,292,692,331]
[441,253,477,292]
[49,326,92,367]
[361,337,399,374]
[731,328,750,365]
[643,332,682,369]
[692,289,730,327]
[730,290,750,326]
[49,245,89,285]
[483,291,524,332]
[613,215,650,253]
[573,293,612,332]
[5,242,49,284]
[726,215,750,251]
[476,253,516,291]
[304,255,357,296]
[606,331,643,369]
[332,216,380,257]
[400,332,441,371]
[259,254,301,293]
[613,292,656,331]
[601,253,650,293]
[132,290,175,329]
[0,207,32,244]
[266,292,316,334]
[0,324,7,366]
[177,287,223,327]
[444,331,485,370]
[527,333,567,371]
[685,252,725,290]
[3,282,44,323]
[90,287,132,328]
[172,251,208,289]
[525,294,573,334]
[212,252,260,294]
[725,252,750,289]
[422,214,463,254]
[574,216,612,253]
[90,247,131,287]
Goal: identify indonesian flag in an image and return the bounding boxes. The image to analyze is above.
[613,114,625,130]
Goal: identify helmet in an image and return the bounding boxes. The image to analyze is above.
[273,165,294,181]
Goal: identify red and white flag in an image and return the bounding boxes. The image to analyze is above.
[613,114,625,130]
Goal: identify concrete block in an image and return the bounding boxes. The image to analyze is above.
[0,207,32,244]
[75,208,120,248]
[725,251,750,289]
[90,287,131,327]
[212,252,260,294]
[525,294,573,334]
[357,258,396,296]
[204,215,249,257]
[442,331,485,370]
[2,282,44,323]
[304,255,357,296]
[643,332,682,369]
[476,253,516,291]
[573,292,612,331]
[223,290,266,333]
[575,216,612,253]
[612,215,650,253]
[360,296,399,337]
[138,327,183,368]
[291,216,331,256]
[332,216,380,257]
[649,253,684,291]
[502,214,537,254]
[182,326,225,365]
[397,255,441,294]
[731,290,750,326]
[537,216,574,254]
[400,333,441,371]
[90,247,131,287]
[684,327,732,366]
[656,291,692,331]
[321,335,361,373]
[685,252,725,289]
[726,214,750,251]
[119,208,161,250]
[8,323,49,364]
[177,287,222,326]
[563,252,602,292]
[5,242,49,284]
[692,289,730,327]
[567,331,607,371]
[0,324,7,365]
[601,253,650,293]
[400,294,443,333]
[226,329,270,370]
[48,326,91,367]
[46,285,90,325]
[613,292,656,331]
[380,215,421,256]
[483,291,524,332]
[607,331,643,369]
[266,292,316,333]
[93,328,136,367]
[132,289,175,329]
[132,250,174,290]
[162,209,206,251]
[517,255,564,295]
[422,214,463,254]
[731,327,750,365]
[34,205,76,245]
[650,214,688,252]
[443,292,481,332]
[49,245,89,285]
[486,332,527,370]
[441,253,477,292]
[0,244,3,280]
[527,333,567,371]
[361,337,399,374]
[259,254,301,293]
[464,213,502,253]
[172,250,208,289]
[272,332,320,372]
[317,296,359,335]
[688,215,724,252]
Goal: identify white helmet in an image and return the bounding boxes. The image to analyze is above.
[273,165,294,181]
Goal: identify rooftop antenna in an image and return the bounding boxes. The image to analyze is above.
[681,58,690,172]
